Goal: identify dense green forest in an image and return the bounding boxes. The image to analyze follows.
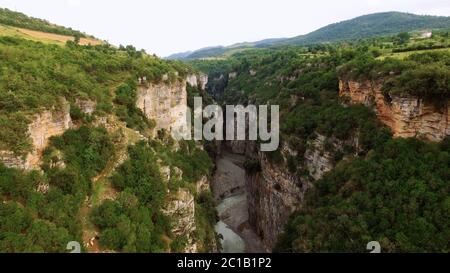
[276,138,450,252]
[0,7,88,37]
[0,126,215,252]
[194,30,450,252]
[0,126,113,252]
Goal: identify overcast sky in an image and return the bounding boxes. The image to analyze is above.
[0,0,449,56]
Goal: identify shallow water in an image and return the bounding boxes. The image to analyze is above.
[215,221,245,253]
[216,193,247,215]
[212,151,266,253]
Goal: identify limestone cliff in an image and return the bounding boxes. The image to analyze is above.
[304,133,359,180]
[165,188,198,253]
[0,100,72,170]
[246,145,304,249]
[163,166,212,253]
[242,132,359,249]
[186,73,208,90]
[339,80,450,142]
[136,80,188,134]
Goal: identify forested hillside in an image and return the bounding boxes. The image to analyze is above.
[0,7,88,37]
[0,12,216,252]
[282,12,450,45]
[0,37,191,155]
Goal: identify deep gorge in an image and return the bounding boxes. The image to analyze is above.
[198,47,450,252]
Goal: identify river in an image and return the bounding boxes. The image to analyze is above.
[212,150,266,253]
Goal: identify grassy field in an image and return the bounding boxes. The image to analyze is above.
[378,47,450,60]
[0,24,102,45]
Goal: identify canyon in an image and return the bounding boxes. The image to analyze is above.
[206,73,450,251]
[212,145,266,253]
[228,137,354,250]
[2,69,449,253]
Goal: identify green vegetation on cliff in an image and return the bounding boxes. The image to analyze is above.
[339,50,450,99]
[0,126,114,252]
[91,138,214,252]
[0,11,214,253]
[276,138,450,252]
[0,36,191,154]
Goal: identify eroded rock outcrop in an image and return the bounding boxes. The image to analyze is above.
[165,188,198,253]
[339,80,450,141]
[163,172,213,253]
[75,99,96,114]
[246,148,304,249]
[242,133,360,249]
[304,133,359,180]
[0,100,72,170]
[186,73,208,90]
[136,80,188,134]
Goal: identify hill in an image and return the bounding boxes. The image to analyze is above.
[281,12,450,45]
[169,12,450,59]
[0,7,89,38]
[0,24,102,46]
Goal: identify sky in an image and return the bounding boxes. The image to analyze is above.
[0,0,449,57]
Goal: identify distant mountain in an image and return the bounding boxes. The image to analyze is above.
[166,50,193,60]
[280,11,450,45]
[168,11,450,59]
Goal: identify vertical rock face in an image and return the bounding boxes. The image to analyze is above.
[186,74,198,87]
[243,133,359,249]
[304,133,359,180]
[165,188,198,253]
[339,80,450,141]
[163,168,212,253]
[240,141,306,250]
[0,100,72,170]
[186,73,208,90]
[136,80,188,133]
[246,151,304,249]
[199,74,209,91]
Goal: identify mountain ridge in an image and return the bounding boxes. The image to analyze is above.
[167,11,450,59]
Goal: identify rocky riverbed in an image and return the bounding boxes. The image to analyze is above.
[212,150,266,253]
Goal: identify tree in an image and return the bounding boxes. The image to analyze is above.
[396,32,411,45]
[74,35,81,45]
